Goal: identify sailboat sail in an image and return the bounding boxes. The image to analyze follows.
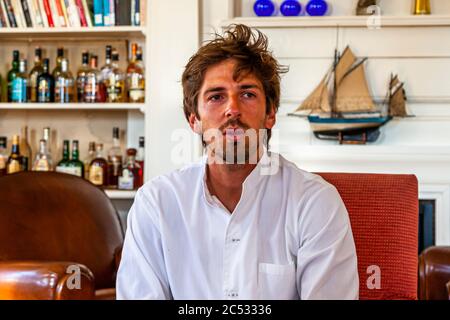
[296,75,331,113]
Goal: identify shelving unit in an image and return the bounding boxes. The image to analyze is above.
[0,13,149,202]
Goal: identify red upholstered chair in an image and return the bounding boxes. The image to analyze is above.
[317,173,419,300]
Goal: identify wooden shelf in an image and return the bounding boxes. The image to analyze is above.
[0,103,146,113]
[104,189,137,200]
[220,15,450,29]
[0,26,146,39]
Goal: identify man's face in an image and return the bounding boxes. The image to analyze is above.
[189,59,276,164]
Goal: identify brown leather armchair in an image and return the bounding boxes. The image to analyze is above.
[418,246,450,300]
[0,172,124,300]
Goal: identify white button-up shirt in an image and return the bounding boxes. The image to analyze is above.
[116,152,359,300]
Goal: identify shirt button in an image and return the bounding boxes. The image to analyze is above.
[231,238,240,243]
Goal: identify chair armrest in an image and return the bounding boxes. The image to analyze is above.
[418,246,450,300]
[95,288,116,300]
[447,281,450,300]
[0,261,95,300]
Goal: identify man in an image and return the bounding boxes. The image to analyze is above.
[116,24,359,300]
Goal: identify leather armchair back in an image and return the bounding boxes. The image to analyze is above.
[0,172,124,290]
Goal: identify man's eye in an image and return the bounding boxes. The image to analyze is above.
[208,94,223,102]
[242,92,256,99]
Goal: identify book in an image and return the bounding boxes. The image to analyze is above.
[81,0,91,26]
[115,0,130,26]
[92,0,101,26]
[0,0,8,26]
[133,0,139,26]
[11,0,25,27]
[75,0,86,26]
[20,0,33,26]
[108,0,113,26]
[60,0,69,26]
[48,0,60,27]
[66,0,80,27]
[42,0,54,27]
[37,0,49,27]
[27,0,39,27]
[54,0,67,26]
[102,0,109,26]
[3,0,17,27]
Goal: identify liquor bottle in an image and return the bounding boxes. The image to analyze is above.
[10,59,28,103]
[55,140,70,174]
[6,135,24,174]
[0,137,7,176]
[7,50,20,102]
[67,140,84,178]
[37,59,55,103]
[100,45,113,84]
[83,141,96,180]
[20,126,32,171]
[55,58,74,103]
[76,51,90,102]
[118,148,143,190]
[107,127,123,188]
[32,139,53,171]
[89,143,108,187]
[52,47,64,79]
[84,55,106,103]
[414,0,431,15]
[126,43,145,103]
[105,51,126,102]
[43,127,52,155]
[29,47,44,102]
[136,136,145,176]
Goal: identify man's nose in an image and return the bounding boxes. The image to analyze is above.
[225,95,241,118]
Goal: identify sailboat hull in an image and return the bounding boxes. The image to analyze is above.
[307,115,392,133]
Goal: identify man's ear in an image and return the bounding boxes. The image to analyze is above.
[265,104,276,129]
[189,113,202,134]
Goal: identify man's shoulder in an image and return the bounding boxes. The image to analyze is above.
[139,160,204,195]
[277,154,335,194]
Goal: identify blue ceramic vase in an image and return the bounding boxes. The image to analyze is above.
[253,0,276,17]
[280,0,302,16]
[306,0,328,16]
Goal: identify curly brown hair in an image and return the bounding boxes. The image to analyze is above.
[182,24,288,144]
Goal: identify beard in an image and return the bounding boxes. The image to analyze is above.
[201,118,266,165]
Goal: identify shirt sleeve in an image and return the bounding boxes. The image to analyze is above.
[116,186,172,300]
[296,184,359,300]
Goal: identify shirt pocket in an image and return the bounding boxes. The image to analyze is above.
[258,262,297,300]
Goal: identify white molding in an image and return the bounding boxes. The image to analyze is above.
[419,184,450,246]
[220,15,450,29]
[104,190,137,200]
[0,103,145,113]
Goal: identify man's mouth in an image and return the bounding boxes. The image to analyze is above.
[223,127,245,142]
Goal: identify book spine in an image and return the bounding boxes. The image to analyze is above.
[75,0,86,26]
[130,0,134,26]
[37,0,49,27]
[102,0,109,26]
[54,0,66,26]
[26,0,38,27]
[3,0,17,27]
[67,0,80,27]
[42,0,54,27]
[48,0,60,27]
[92,0,102,26]
[0,0,7,26]
[0,0,10,27]
[108,0,113,25]
[20,0,32,26]
[31,0,43,27]
[11,0,24,27]
[61,0,70,26]
[81,0,90,26]
[133,0,139,26]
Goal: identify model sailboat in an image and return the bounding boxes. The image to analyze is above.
[289,46,410,144]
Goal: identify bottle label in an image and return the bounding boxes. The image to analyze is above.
[84,79,99,102]
[118,169,134,190]
[55,78,73,103]
[0,156,6,170]
[7,159,22,174]
[89,165,104,185]
[38,79,51,102]
[11,78,27,102]
[34,159,50,171]
[56,166,82,177]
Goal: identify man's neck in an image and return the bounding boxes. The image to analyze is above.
[205,149,263,214]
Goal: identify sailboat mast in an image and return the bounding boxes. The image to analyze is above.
[331,48,339,118]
